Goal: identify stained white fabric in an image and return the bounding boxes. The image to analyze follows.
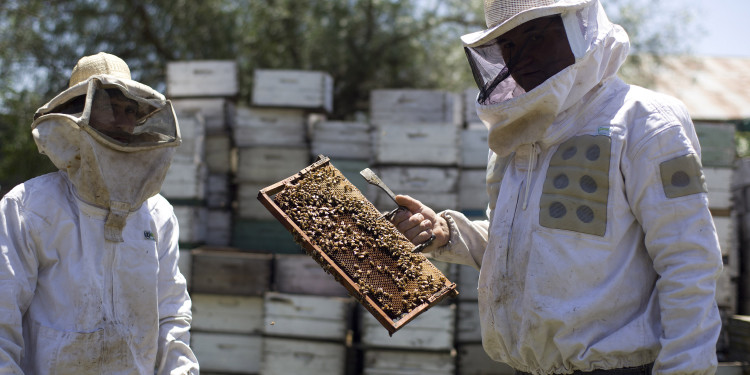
[0,172,198,374]
[430,0,723,373]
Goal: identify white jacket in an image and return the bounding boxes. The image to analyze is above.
[0,171,198,374]
[436,77,722,375]
[434,1,723,373]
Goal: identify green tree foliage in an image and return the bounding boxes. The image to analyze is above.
[0,0,694,193]
[0,0,483,192]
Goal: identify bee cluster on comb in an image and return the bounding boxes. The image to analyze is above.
[262,157,457,333]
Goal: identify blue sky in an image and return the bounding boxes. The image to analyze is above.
[678,0,750,57]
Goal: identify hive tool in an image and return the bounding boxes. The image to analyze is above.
[359,168,435,253]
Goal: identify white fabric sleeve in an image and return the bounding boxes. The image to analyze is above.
[430,209,490,270]
[155,211,199,375]
[0,195,38,374]
[624,123,722,374]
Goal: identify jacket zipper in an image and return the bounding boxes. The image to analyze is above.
[505,179,525,273]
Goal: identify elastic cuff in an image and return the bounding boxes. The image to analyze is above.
[438,210,459,250]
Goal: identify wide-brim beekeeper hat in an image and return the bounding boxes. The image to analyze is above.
[461,0,592,48]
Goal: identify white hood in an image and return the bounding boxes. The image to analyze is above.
[31,75,181,242]
[466,0,630,157]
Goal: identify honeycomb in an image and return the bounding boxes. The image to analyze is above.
[261,157,457,332]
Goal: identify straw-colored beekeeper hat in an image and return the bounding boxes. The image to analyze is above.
[68,52,132,88]
[461,0,593,47]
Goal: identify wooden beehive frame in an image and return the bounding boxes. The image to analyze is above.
[258,156,458,334]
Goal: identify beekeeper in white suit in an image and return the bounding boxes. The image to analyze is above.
[392,0,723,374]
[0,52,199,374]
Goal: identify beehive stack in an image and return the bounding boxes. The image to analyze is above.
[165,60,239,248]
[261,292,353,375]
[231,69,335,253]
[232,106,310,253]
[187,248,271,374]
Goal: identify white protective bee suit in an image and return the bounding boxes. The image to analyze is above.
[431,0,723,373]
[0,53,198,374]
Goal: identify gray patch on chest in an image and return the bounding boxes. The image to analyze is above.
[539,135,611,236]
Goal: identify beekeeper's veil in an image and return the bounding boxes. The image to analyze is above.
[31,52,181,242]
[463,0,629,156]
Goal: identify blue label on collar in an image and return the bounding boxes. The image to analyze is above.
[597,126,611,136]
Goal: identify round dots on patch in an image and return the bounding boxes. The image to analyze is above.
[541,134,611,236]
[576,205,595,223]
[547,202,597,224]
[553,174,569,189]
[562,146,577,160]
[586,145,600,161]
[549,202,567,218]
[579,175,597,193]
[671,171,691,187]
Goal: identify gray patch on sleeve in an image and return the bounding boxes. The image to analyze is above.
[539,135,611,236]
[660,153,707,198]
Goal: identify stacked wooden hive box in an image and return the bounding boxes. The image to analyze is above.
[362,89,457,374]
[231,69,336,253]
[164,60,238,249]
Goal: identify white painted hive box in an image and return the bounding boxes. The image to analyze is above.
[370,89,462,126]
[236,146,310,183]
[361,304,455,350]
[191,294,264,334]
[374,123,458,165]
[167,60,238,98]
[192,332,262,374]
[363,349,456,375]
[252,69,334,113]
[233,106,308,147]
[261,337,346,375]
[311,121,372,160]
[263,292,352,341]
